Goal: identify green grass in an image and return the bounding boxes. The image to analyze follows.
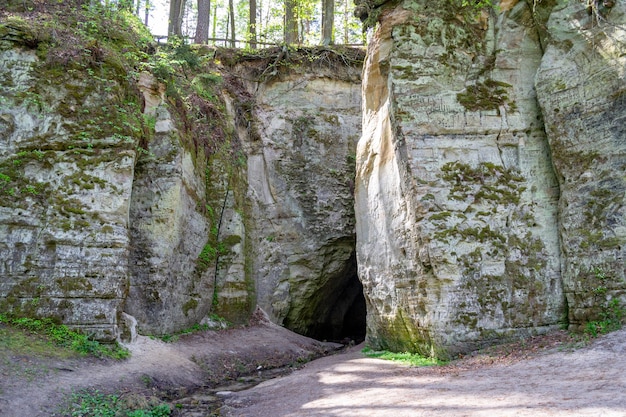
[584,298,624,338]
[0,313,129,360]
[63,390,171,417]
[0,323,79,383]
[361,347,445,367]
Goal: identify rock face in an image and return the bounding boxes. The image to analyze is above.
[240,60,364,340]
[124,75,217,335]
[0,47,137,341]
[0,12,363,342]
[356,0,626,357]
[2,1,625,356]
[535,1,626,329]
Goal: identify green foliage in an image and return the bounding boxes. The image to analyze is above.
[142,113,157,131]
[68,391,120,417]
[362,347,445,366]
[197,219,228,271]
[198,243,218,267]
[0,172,10,189]
[584,298,624,337]
[461,0,493,9]
[127,405,171,417]
[0,314,129,359]
[65,390,171,417]
[583,268,625,337]
[143,37,200,85]
[191,72,223,101]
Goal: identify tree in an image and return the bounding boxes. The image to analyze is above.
[168,0,186,37]
[284,0,298,44]
[249,0,257,48]
[144,0,150,26]
[212,0,218,41]
[195,0,211,43]
[321,0,333,45]
[228,0,236,47]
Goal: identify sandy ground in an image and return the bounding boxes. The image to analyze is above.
[0,312,341,417]
[222,329,626,417]
[1,315,626,417]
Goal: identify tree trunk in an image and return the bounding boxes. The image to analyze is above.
[144,0,150,26]
[228,0,236,47]
[321,0,334,45]
[224,12,230,46]
[194,0,211,44]
[343,0,348,44]
[168,0,185,37]
[284,0,298,44]
[249,0,257,49]
[211,2,218,43]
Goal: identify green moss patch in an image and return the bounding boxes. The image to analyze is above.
[457,79,516,113]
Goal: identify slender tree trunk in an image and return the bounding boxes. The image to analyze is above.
[284,0,298,44]
[343,0,348,44]
[144,0,150,26]
[212,2,218,44]
[301,19,307,44]
[224,12,230,46]
[168,0,186,37]
[321,0,334,45]
[264,1,271,40]
[258,0,263,41]
[194,0,211,44]
[228,0,236,47]
[136,0,141,16]
[249,0,257,49]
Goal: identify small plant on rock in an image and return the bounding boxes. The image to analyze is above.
[583,268,625,337]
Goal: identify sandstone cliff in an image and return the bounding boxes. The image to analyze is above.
[0,4,364,342]
[1,0,625,358]
[356,0,626,357]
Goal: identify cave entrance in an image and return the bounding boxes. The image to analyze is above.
[296,252,367,344]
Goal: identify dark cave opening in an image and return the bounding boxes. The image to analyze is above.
[304,252,367,344]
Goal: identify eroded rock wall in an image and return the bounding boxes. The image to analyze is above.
[357,0,626,357]
[535,1,626,329]
[356,0,565,357]
[242,67,363,338]
[0,47,137,341]
[0,18,363,341]
[0,15,249,338]
[125,75,217,335]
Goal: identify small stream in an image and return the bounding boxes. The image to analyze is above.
[167,363,306,416]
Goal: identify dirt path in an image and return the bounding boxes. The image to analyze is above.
[2,317,626,417]
[0,312,341,417]
[222,330,626,417]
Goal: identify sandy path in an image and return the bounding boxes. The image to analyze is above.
[0,314,339,417]
[2,318,626,417]
[222,329,626,417]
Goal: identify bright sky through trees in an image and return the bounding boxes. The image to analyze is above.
[144,0,362,45]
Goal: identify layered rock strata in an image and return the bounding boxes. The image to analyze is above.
[356,0,626,357]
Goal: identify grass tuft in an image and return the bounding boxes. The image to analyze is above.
[63,389,171,417]
[362,347,445,367]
